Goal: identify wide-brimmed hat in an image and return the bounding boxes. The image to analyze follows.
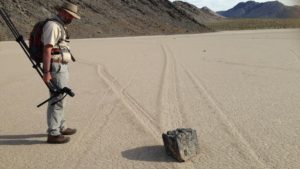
[59,1,81,19]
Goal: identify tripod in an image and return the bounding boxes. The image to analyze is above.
[0,8,75,108]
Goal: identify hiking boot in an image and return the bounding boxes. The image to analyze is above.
[47,135,70,144]
[61,128,77,135]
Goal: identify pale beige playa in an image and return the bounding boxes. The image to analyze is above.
[0,29,299,169]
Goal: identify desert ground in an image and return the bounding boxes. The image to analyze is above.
[0,29,299,169]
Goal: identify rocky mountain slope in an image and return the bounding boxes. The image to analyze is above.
[0,0,211,41]
[218,1,300,18]
[172,1,225,23]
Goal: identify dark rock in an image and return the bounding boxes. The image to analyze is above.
[162,128,199,162]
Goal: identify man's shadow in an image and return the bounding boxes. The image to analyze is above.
[121,145,176,162]
[0,134,47,145]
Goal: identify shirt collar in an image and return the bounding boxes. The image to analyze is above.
[54,15,65,26]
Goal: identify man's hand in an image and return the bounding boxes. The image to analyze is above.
[43,72,52,83]
[43,44,53,83]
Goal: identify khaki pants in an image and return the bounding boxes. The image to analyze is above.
[47,62,69,136]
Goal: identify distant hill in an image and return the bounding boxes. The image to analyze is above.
[218,1,300,18]
[172,1,224,23]
[0,0,210,41]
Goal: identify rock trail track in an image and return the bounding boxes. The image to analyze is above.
[0,29,299,169]
[64,43,267,169]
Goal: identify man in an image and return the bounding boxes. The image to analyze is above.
[42,1,80,144]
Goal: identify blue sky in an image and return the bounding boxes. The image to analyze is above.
[170,0,300,11]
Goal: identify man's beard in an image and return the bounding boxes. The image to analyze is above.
[58,15,72,25]
[63,18,72,25]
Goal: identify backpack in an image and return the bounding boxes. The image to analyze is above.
[29,18,63,64]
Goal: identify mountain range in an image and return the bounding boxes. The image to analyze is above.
[218,1,300,18]
[0,0,211,40]
[1,0,299,41]
[172,1,224,23]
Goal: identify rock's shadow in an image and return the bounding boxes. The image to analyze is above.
[121,145,176,162]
